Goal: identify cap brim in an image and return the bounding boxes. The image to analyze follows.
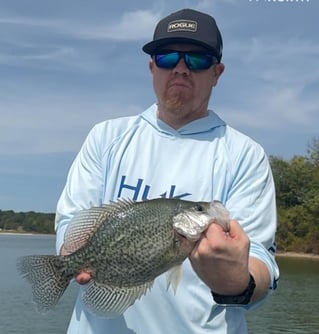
[142,37,216,55]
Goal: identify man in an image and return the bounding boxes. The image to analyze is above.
[55,8,279,333]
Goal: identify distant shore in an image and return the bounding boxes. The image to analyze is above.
[0,231,54,236]
[1,231,319,259]
[276,251,319,260]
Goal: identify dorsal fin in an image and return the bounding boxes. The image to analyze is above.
[106,198,136,214]
[63,199,137,254]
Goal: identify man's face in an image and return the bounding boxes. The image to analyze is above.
[149,43,224,128]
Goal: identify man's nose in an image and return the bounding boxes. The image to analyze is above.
[173,57,190,74]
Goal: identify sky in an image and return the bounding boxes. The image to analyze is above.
[0,0,318,212]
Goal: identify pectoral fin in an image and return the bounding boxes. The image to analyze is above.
[63,207,111,253]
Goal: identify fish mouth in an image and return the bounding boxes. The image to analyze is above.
[173,212,214,242]
[172,201,231,241]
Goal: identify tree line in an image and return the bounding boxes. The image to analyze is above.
[270,137,319,254]
[0,210,55,234]
[1,137,318,254]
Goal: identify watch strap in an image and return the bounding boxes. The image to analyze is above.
[211,274,256,305]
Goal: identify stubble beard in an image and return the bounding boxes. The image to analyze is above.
[163,90,192,115]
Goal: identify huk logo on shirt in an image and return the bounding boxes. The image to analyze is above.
[117,175,191,201]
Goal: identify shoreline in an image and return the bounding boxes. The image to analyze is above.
[276,251,319,260]
[1,232,319,259]
[0,231,54,237]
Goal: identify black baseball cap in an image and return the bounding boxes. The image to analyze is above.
[142,8,223,62]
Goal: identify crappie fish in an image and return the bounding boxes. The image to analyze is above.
[17,198,230,317]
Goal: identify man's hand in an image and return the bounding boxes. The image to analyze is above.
[190,219,271,302]
[190,219,251,296]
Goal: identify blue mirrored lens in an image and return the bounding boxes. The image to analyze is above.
[185,54,213,70]
[155,53,180,69]
[154,52,217,70]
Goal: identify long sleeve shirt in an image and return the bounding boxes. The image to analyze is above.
[55,104,279,334]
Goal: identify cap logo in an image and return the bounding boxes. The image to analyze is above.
[167,19,197,33]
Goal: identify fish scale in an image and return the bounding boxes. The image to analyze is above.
[17,198,230,317]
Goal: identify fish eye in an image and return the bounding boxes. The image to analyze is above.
[194,204,204,212]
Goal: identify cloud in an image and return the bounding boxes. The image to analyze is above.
[0,9,163,74]
[221,85,317,129]
[218,32,319,130]
[244,37,319,82]
[75,10,162,40]
[0,9,161,42]
[0,96,145,154]
[1,0,318,212]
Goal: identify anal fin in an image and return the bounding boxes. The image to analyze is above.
[81,280,153,318]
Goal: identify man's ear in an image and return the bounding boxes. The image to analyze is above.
[149,58,154,72]
[215,63,225,78]
[212,63,225,86]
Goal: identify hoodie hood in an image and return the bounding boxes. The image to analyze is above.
[140,104,226,137]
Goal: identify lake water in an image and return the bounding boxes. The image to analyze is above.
[1,234,318,333]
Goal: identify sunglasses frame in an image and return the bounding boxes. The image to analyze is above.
[153,50,218,71]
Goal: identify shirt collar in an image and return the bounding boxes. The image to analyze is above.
[141,103,226,136]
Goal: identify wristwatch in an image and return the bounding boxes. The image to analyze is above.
[211,274,256,305]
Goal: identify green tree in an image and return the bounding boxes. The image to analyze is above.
[270,136,319,253]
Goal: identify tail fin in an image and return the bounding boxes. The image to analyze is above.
[17,255,72,313]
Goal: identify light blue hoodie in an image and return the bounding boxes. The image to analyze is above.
[55,104,279,334]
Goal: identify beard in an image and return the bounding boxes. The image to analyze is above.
[163,87,193,113]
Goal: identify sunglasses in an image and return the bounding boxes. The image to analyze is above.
[154,51,218,71]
